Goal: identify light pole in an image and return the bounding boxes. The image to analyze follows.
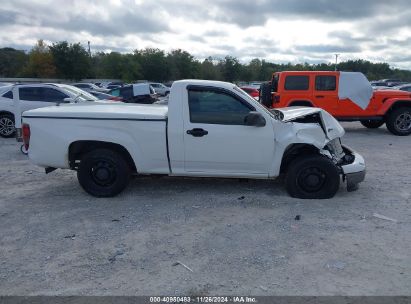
[334,54,340,71]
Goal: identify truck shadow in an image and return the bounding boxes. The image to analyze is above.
[129,175,284,197]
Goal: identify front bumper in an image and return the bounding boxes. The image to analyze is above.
[340,145,366,191]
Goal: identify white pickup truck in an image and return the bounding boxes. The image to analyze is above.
[21,80,366,199]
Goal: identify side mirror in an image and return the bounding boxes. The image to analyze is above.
[63,97,74,103]
[244,111,266,127]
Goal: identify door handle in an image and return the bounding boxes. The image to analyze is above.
[316,95,325,98]
[187,128,208,137]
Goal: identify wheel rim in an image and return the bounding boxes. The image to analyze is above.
[0,117,15,136]
[395,112,411,131]
[297,167,327,193]
[90,159,117,187]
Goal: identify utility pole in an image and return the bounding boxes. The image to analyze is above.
[334,54,340,71]
[88,41,91,57]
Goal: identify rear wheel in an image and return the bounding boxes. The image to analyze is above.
[360,120,385,129]
[77,148,131,197]
[386,107,411,136]
[0,113,16,138]
[285,154,340,199]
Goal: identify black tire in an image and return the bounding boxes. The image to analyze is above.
[77,148,131,197]
[0,113,16,138]
[259,82,272,108]
[360,120,384,129]
[20,144,28,155]
[386,107,411,136]
[285,154,340,199]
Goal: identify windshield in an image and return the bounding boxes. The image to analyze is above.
[233,86,276,119]
[58,84,99,101]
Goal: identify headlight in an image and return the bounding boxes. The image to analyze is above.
[271,110,284,121]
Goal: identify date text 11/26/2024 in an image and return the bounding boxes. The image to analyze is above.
[149,296,257,303]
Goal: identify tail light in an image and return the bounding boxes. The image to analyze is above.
[22,123,30,150]
[109,96,123,102]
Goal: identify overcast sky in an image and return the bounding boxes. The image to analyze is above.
[1,0,410,69]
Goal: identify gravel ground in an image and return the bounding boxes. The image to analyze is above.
[0,122,410,296]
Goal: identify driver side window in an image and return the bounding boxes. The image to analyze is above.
[188,88,254,125]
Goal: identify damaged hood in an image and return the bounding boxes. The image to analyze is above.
[272,107,345,140]
[273,107,323,122]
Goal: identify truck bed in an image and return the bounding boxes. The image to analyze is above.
[22,102,170,173]
[23,102,168,121]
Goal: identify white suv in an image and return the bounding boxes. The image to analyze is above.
[0,83,98,137]
[149,83,170,96]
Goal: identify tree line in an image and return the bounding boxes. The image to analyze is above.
[1,40,411,82]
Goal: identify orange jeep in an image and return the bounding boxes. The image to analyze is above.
[260,71,411,135]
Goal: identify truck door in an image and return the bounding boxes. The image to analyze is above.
[182,86,274,176]
[313,74,339,115]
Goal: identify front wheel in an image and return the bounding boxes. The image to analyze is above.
[386,107,411,136]
[360,120,384,129]
[77,148,131,197]
[0,113,16,138]
[285,155,340,199]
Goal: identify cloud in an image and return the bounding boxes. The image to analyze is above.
[211,0,411,28]
[0,0,410,69]
[295,44,362,53]
[0,1,169,36]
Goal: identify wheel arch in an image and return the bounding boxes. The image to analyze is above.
[68,140,137,173]
[379,99,411,116]
[0,111,15,118]
[280,143,320,174]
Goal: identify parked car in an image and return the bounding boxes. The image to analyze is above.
[89,90,123,101]
[108,84,157,104]
[379,79,401,86]
[149,82,170,96]
[260,71,411,135]
[249,82,262,88]
[392,83,411,92]
[240,86,260,100]
[22,79,366,199]
[106,84,122,90]
[0,83,99,138]
[370,81,389,90]
[100,81,124,89]
[72,83,109,93]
